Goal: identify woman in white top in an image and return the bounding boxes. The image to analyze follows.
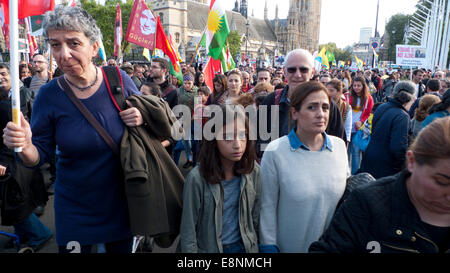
[259,81,349,253]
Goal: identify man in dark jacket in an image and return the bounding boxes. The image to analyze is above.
[257,49,345,155]
[0,64,52,251]
[148,58,178,109]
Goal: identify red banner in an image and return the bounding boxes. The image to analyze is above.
[0,1,9,50]
[124,0,155,51]
[0,0,55,24]
[155,16,180,73]
[114,3,122,57]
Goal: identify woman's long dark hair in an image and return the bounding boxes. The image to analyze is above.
[350,76,370,109]
[194,71,206,87]
[211,74,228,104]
[198,105,256,184]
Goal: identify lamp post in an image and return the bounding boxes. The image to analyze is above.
[246,19,249,66]
[372,0,380,68]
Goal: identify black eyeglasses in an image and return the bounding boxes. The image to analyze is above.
[287,66,310,74]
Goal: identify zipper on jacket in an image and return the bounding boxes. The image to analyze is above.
[381,243,420,253]
[414,232,440,253]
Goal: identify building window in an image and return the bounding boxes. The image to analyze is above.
[159,13,164,23]
[305,0,309,10]
[301,0,304,10]
[175,33,180,43]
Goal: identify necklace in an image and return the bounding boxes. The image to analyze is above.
[65,67,98,91]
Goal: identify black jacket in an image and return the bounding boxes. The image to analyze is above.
[309,170,450,253]
[0,99,47,226]
[358,98,410,179]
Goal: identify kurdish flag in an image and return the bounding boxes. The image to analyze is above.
[317,47,329,69]
[206,0,230,60]
[219,45,235,72]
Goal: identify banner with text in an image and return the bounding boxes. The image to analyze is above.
[396,45,426,67]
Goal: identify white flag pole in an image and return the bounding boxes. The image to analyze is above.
[9,0,22,153]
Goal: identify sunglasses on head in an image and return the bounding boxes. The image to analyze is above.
[287,66,310,74]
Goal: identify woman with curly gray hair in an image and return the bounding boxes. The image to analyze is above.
[3,6,143,253]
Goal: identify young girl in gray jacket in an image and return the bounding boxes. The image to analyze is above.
[179,104,261,253]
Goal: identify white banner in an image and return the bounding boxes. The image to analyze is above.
[396,45,426,67]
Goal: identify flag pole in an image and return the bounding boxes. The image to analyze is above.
[189,30,205,67]
[9,0,22,152]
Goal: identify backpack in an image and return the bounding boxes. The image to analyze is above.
[101,66,127,112]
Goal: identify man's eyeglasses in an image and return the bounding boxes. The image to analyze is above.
[287,67,310,74]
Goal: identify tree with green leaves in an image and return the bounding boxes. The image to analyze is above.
[384,14,412,62]
[227,31,242,61]
[80,0,135,58]
[318,42,352,65]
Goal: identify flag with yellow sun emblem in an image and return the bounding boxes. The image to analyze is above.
[206,0,230,60]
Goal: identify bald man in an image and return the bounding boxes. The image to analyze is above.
[257,49,345,154]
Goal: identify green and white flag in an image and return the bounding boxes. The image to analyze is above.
[206,0,230,60]
[219,45,235,72]
[30,15,44,36]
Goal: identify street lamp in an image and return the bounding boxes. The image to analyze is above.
[245,19,250,65]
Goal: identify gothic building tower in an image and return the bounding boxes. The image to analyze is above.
[273,0,321,54]
[240,0,248,19]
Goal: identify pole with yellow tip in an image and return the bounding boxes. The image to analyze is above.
[9,0,22,152]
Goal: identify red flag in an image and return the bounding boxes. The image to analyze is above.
[124,0,155,51]
[68,0,76,7]
[0,1,9,50]
[0,0,55,24]
[25,17,37,56]
[155,16,180,73]
[114,3,122,57]
[203,56,222,91]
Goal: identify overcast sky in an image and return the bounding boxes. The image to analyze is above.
[92,0,419,49]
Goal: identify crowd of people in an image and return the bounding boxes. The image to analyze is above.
[1,6,449,254]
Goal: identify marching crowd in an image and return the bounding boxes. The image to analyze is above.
[1,6,449,253]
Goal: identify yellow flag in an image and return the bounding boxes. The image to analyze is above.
[143,48,151,61]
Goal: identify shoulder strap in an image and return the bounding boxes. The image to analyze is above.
[102,66,127,112]
[274,88,284,105]
[57,76,120,156]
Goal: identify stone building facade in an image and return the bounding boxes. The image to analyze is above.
[148,0,321,65]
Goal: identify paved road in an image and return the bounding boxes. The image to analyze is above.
[1,152,191,253]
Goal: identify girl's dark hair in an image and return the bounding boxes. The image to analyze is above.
[350,76,370,109]
[326,79,343,93]
[198,105,256,184]
[410,116,450,166]
[428,89,450,115]
[194,71,206,87]
[211,74,228,103]
[197,86,211,97]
